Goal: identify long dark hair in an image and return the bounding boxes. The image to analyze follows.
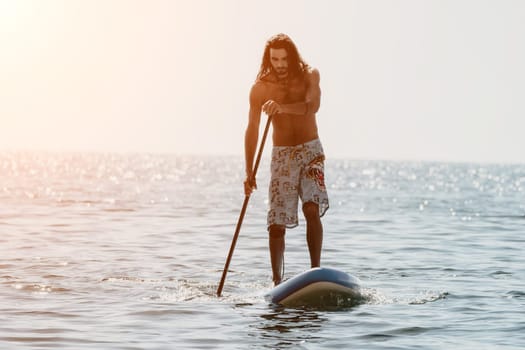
[256,33,309,81]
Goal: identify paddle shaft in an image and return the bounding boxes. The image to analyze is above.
[216,115,272,297]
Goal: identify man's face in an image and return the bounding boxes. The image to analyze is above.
[269,48,288,79]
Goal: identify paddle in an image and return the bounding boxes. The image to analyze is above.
[216,115,272,297]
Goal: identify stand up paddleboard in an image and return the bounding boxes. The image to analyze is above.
[265,267,361,308]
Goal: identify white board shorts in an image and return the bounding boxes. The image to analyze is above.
[267,138,329,229]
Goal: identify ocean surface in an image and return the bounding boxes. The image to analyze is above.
[1,151,524,349]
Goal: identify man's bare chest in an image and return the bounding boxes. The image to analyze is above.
[265,80,307,104]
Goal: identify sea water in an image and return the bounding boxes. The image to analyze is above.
[0,151,524,349]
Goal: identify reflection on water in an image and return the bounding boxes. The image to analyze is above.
[256,305,326,348]
[252,296,366,348]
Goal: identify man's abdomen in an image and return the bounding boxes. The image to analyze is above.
[271,114,319,146]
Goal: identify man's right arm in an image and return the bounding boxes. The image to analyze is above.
[244,83,263,195]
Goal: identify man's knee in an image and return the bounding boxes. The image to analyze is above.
[302,202,319,219]
[269,225,285,239]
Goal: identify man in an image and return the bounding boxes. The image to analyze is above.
[244,33,329,285]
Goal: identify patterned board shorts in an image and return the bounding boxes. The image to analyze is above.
[267,138,329,229]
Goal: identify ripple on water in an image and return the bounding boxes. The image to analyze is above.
[506,290,525,300]
[12,283,72,294]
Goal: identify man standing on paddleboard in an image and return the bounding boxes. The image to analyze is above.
[244,33,329,286]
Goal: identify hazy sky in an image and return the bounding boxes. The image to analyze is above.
[1,0,524,163]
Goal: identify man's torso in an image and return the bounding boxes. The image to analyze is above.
[255,72,319,146]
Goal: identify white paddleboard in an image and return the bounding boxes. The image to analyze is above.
[265,267,361,308]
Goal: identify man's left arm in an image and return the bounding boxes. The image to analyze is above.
[302,68,321,115]
[283,68,321,115]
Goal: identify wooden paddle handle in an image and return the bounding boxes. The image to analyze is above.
[216,115,272,297]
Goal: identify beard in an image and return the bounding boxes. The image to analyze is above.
[274,67,288,79]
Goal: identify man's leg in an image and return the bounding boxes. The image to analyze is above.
[269,225,285,285]
[303,202,323,267]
